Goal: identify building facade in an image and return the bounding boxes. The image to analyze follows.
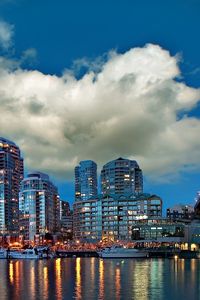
[132,218,185,241]
[75,160,98,201]
[60,200,73,240]
[167,204,194,221]
[0,137,24,236]
[100,157,143,196]
[194,192,200,218]
[19,172,60,242]
[73,193,162,241]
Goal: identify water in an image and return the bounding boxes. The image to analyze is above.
[0,258,199,300]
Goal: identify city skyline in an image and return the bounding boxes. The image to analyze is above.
[0,3,199,299]
[0,135,198,211]
[0,1,199,209]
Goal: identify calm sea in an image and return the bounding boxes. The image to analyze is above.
[0,258,199,300]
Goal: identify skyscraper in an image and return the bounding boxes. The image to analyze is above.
[19,172,60,242]
[0,137,24,236]
[101,157,143,195]
[75,160,97,201]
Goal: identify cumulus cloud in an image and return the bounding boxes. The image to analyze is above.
[0,20,14,50]
[0,43,199,180]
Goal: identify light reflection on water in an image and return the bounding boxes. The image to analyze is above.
[75,257,81,300]
[0,258,199,299]
[99,258,104,300]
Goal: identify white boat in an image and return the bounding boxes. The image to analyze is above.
[0,248,7,259]
[98,245,148,258]
[8,249,40,259]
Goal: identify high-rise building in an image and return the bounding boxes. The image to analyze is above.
[75,160,97,201]
[0,137,24,236]
[19,172,60,242]
[101,157,143,195]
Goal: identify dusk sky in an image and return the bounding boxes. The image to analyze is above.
[0,0,200,210]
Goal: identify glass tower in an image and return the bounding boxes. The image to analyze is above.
[19,172,60,241]
[101,157,143,195]
[0,137,24,236]
[75,160,98,201]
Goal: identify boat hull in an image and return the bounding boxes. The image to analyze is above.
[8,250,40,259]
[99,248,149,258]
[9,253,39,259]
[100,252,148,258]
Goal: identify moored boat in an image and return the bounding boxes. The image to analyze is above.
[8,248,40,259]
[0,248,7,259]
[98,245,148,258]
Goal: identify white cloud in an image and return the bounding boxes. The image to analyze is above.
[0,20,14,50]
[0,43,199,181]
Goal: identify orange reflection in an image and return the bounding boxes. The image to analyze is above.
[91,257,95,283]
[75,258,82,300]
[56,258,62,300]
[15,261,20,297]
[30,265,36,299]
[115,267,121,300]
[43,266,48,299]
[180,259,185,271]
[191,259,196,285]
[9,261,14,284]
[99,260,104,299]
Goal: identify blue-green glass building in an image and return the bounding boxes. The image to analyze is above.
[75,160,98,201]
[19,172,60,242]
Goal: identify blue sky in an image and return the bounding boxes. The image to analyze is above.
[0,0,200,212]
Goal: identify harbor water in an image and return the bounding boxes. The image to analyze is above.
[0,258,199,299]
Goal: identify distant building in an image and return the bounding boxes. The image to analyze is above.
[132,218,200,251]
[194,192,200,218]
[100,157,143,196]
[0,137,24,236]
[19,172,60,242]
[73,193,162,241]
[132,218,185,242]
[60,200,71,219]
[75,160,98,201]
[60,200,73,240]
[167,204,194,221]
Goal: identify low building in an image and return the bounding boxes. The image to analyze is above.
[167,204,194,221]
[131,217,200,251]
[184,220,200,250]
[132,218,185,242]
[73,193,162,242]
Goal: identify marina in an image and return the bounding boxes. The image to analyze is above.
[0,245,199,259]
